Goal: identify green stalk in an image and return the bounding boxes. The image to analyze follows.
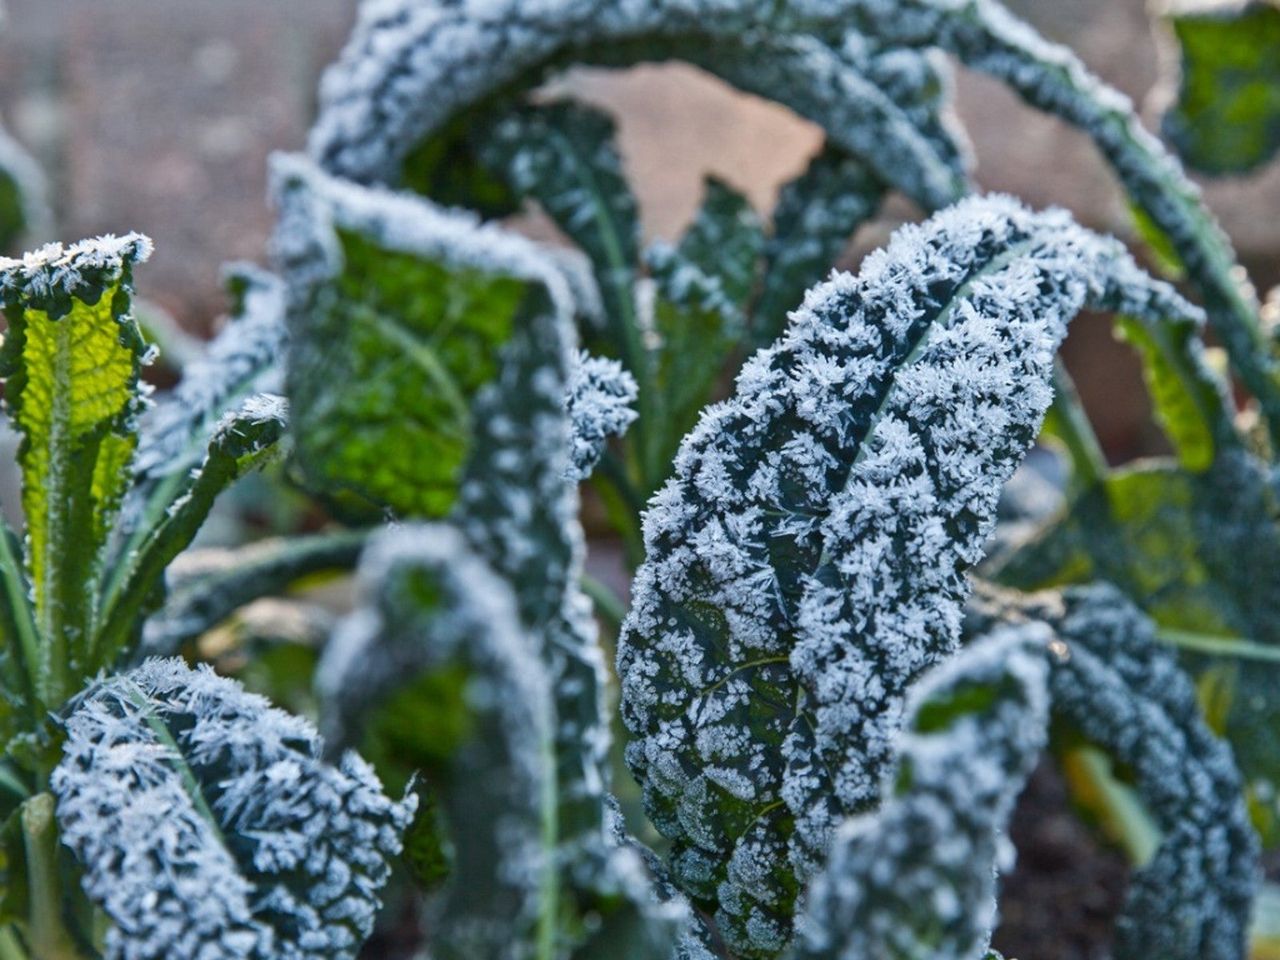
[20,795,84,960]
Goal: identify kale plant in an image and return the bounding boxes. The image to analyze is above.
[0,0,1277,958]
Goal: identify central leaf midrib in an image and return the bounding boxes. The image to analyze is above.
[363,306,472,437]
[124,682,230,850]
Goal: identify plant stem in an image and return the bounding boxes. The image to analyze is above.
[0,926,29,960]
[1047,361,1108,492]
[20,794,84,960]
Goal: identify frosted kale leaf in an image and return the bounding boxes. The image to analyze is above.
[95,394,289,667]
[474,99,642,360]
[317,524,555,959]
[129,264,286,535]
[0,234,153,708]
[271,153,577,518]
[1157,0,1280,175]
[969,583,1258,960]
[307,2,968,211]
[992,451,1280,794]
[0,123,49,254]
[617,194,1201,956]
[565,350,638,482]
[789,625,1051,960]
[50,657,413,960]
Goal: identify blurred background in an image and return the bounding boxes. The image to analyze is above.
[2,0,1279,463]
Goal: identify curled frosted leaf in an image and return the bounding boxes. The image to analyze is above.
[790,625,1051,960]
[272,152,575,518]
[50,657,414,960]
[95,394,290,667]
[308,2,967,210]
[565,351,638,483]
[129,264,286,529]
[617,194,1199,955]
[0,233,153,707]
[969,582,1259,960]
[318,524,555,959]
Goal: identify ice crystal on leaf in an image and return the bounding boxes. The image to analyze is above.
[789,625,1051,960]
[51,657,414,960]
[967,582,1259,960]
[616,194,1202,955]
[564,350,638,482]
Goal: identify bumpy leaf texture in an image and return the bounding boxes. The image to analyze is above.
[272,153,574,519]
[50,657,414,960]
[1158,0,1280,175]
[616,195,1201,956]
[968,583,1258,960]
[993,451,1280,793]
[564,350,638,483]
[318,524,556,960]
[789,625,1051,960]
[306,0,1279,445]
[307,0,968,211]
[0,234,153,708]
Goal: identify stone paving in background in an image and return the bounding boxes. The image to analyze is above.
[0,0,1277,460]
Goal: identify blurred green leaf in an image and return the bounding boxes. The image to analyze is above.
[1160,0,1280,174]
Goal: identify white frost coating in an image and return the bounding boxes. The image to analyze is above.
[51,657,414,960]
[564,350,638,482]
[271,152,573,316]
[0,121,51,245]
[616,194,1202,955]
[969,583,1259,960]
[0,232,152,307]
[133,265,286,487]
[319,523,555,960]
[307,0,967,209]
[790,625,1051,960]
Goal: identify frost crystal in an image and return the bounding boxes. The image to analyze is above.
[564,350,638,482]
[968,582,1259,960]
[790,625,1051,960]
[616,194,1201,954]
[307,0,966,209]
[51,658,414,960]
[0,232,152,311]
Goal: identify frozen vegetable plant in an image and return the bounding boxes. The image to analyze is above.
[0,0,1277,959]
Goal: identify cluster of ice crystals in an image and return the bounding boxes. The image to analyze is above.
[616,194,1199,955]
[51,658,414,960]
[563,350,638,482]
[308,1,966,209]
[0,232,151,309]
[791,625,1051,960]
[969,582,1259,960]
